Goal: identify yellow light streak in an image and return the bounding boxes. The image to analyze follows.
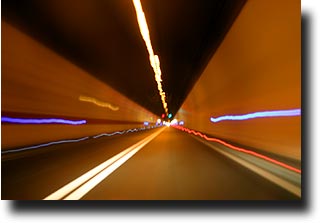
[79,95,119,111]
[132,0,169,115]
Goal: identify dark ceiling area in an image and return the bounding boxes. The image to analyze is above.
[2,0,246,117]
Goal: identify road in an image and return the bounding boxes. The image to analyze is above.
[1,127,299,200]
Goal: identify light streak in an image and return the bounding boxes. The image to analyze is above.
[172,125,301,174]
[1,137,90,154]
[210,108,301,123]
[92,126,155,139]
[44,128,165,200]
[132,0,169,115]
[92,130,127,139]
[126,128,139,133]
[79,95,119,111]
[2,126,159,154]
[1,116,86,125]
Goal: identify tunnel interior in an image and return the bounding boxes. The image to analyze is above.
[2,0,246,117]
[1,0,301,200]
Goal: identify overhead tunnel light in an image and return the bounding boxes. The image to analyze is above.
[132,0,169,116]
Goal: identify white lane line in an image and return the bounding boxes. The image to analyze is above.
[191,135,301,197]
[44,128,165,200]
[65,144,144,199]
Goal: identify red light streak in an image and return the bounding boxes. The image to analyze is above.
[172,125,301,174]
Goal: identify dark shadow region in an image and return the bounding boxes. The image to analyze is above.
[11,200,303,213]
[301,13,311,213]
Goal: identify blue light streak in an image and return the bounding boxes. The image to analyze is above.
[210,108,301,123]
[2,117,87,125]
[93,130,127,139]
[2,137,90,154]
[93,126,156,139]
[1,125,160,155]
[126,128,139,133]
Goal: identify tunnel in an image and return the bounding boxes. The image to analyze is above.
[1,0,301,200]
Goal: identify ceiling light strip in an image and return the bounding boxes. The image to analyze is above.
[132,0,169,115]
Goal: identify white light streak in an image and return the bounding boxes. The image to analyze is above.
[132,0,169,115]
[44,128,165,200]
[1,137,90,154]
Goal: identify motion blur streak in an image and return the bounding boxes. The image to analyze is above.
[79,95,119,111]
[173,125,301,174]
[174,0,300,160]
[92,126,153,138]
[93,131,126,139]
[1,137,90,154]
[1,116,87,125]
[44,128,164,200]
[132,0,169,115]
[2,21,159,150]
[2,126,157,154]
[210,108,301,123]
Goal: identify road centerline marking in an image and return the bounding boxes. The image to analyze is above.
[44,127,165,200]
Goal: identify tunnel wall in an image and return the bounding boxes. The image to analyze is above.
[1,21,158,150]
[175,0,301,160]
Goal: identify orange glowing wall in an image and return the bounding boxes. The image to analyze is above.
[175,0,301,160]
[1,21,158,150]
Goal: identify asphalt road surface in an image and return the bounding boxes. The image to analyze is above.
[1,127,298,200]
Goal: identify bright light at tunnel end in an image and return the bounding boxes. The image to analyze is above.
[210,108,301,123]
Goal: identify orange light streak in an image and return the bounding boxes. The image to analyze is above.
[132,0,169,115]
[79,95,119,111]
[172,125,301,174]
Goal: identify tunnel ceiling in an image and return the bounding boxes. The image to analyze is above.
[2,0,246,117]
